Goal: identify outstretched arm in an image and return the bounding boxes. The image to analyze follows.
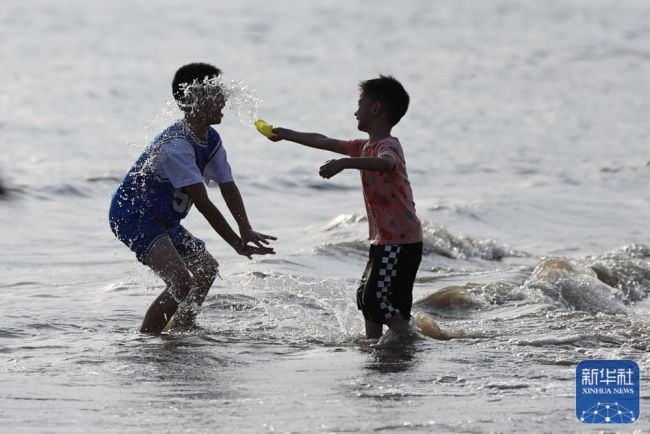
[271,128,347,155]
[319,156,396,179]
[184,183,274,258]
[218,181,277,248]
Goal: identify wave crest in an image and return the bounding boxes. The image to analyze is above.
[522,244,650,314]
[422,225,526,260]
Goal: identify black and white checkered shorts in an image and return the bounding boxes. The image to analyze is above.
[357,242,423,324]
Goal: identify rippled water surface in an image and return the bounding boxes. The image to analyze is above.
[1,0,650,432]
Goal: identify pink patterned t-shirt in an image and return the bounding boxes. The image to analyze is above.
[341,137,423,245]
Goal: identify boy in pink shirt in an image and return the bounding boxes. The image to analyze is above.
[268,75,423,339]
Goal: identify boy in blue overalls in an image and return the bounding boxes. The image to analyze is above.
[109,63,275,333]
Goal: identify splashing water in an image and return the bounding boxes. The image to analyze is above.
[142,77,262,146]
[177,75,262,127]
[143,99,182,145]
[223,79,262,126]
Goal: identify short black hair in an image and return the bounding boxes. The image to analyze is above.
[359,75,410,126]
[172,63,222,105]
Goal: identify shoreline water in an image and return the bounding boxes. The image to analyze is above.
[2,0,650,432]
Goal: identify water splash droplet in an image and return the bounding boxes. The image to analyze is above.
[141,76,262,148]
[223,79,262,126]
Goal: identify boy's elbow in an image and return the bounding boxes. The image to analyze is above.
[187,192,212,214]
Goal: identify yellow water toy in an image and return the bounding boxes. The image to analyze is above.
[255,119,275,138]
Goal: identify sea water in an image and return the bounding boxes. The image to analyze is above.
[1,0,649,432]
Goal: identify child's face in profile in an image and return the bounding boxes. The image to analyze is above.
[354,93,376,132]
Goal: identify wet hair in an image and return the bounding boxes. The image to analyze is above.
[172,63,222,106]
[359,75,410,126]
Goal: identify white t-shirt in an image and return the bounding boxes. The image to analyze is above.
[159,138,233,188]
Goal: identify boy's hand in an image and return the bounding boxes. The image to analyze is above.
[268,128,283,142]
[319,159,345,179]
[235,242,275,259]
[240,227,277,248]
